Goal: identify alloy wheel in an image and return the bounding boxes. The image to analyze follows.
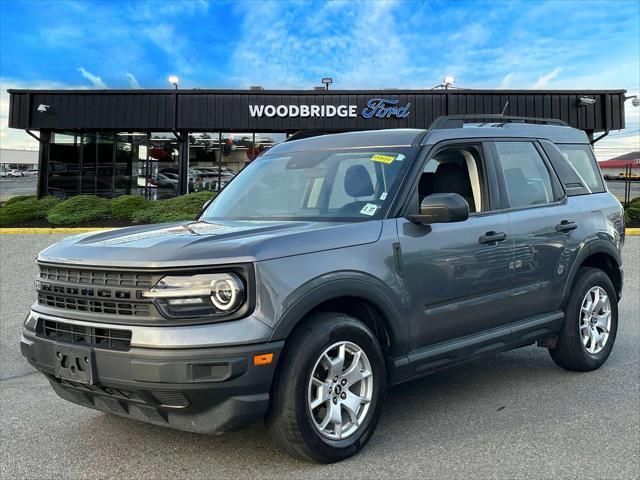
[579,286,612,355]
[307,341,374,440]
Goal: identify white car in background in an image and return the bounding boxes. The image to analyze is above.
[24,169,38,176]
[7,169,24,177]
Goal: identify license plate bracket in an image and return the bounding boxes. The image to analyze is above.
[54,345,95,385]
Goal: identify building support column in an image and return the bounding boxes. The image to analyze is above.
[177,132,189,195]
[36,131,50,198]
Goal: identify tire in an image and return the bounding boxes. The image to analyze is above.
[550,267,618,371]
[267,312,386,463]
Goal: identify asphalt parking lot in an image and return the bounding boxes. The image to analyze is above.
[0,177,37,202]
[1,234,638,479]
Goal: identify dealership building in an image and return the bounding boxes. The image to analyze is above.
[6,88,629,199]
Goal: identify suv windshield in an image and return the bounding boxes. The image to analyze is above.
[201,147,412,221]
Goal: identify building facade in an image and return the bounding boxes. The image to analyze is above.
[0,148,39,171]
[7,88,629,199]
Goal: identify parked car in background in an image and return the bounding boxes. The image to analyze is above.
[24,169,39,176]
[21,118,624,463]
[155,173,178,189]
[162,172,179,181]
[7,169,24,177]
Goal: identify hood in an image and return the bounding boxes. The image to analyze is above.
[38,220,383,268]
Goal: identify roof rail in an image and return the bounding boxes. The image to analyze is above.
[429,114,569,130]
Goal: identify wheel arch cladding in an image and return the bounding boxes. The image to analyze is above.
[563,239,623,304]
[269,276,409,358]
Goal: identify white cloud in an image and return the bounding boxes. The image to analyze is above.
[531,68,562,89]
[126,73,140,89]
[77,67,107,88]
[228,1,418,90]
[143,24,193,75]
[498,73,514,89]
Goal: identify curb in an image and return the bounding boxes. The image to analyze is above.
[0,227,111,235]
[1,227,639,235]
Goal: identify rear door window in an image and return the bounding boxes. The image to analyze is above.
[491,142,560,208]
[556,144,605,193]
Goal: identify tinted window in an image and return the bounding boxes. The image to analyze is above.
[556,144,605,193]
[493,142,556,208]
[418,146,486,213]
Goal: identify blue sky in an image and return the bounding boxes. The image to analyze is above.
[1,0,638,158]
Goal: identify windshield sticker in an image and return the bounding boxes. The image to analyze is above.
[370,154,396,164]
[360,203,379,216]
[379,192,388,200]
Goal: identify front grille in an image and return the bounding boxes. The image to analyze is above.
[37,264,158,319]
[39,266,154,288]
[150,391,190,408]
[37,318,132,351]
[38,293,152,317]
[56,377,136,400]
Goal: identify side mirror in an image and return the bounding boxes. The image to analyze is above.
[407,193,469,224]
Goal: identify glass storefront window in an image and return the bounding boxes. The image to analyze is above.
[96,134,115,197]
[115,134,133,196]
[81,133,116,197]
[144,133,180,200]
[187,132,283,193]
[48,133,80,199]
[46,130,286,199]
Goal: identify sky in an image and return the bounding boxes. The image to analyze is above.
[0,0,638,160]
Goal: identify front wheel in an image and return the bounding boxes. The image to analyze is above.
[267,313,386,463]
[550,267,618,371]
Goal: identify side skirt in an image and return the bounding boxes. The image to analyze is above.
[389,311,564,385]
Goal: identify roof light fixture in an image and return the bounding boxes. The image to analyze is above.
[168,75,180,89]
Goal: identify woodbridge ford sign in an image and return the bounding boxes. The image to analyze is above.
[249,98,411,119]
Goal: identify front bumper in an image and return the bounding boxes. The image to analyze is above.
[20,315,284,435]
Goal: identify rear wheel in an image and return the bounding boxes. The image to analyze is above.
[550,267,618,371]
[267,313,386,463]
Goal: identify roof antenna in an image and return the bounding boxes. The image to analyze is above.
[500,101,509,116]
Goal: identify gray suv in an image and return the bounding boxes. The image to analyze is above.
[20,116,624,463]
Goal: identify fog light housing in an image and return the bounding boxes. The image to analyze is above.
[143,273,245,318]
[24,312,38,331]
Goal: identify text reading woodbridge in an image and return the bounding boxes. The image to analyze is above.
[249,98,412,119]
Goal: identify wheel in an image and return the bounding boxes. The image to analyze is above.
[267,312,386,463]
[550,267,618,371]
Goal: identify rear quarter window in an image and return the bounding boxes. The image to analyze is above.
[556,144,605,193]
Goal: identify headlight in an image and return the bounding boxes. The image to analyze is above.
[143,273,245,318]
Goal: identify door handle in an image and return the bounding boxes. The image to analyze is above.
[479,231,507,244]
[555,220,577,233]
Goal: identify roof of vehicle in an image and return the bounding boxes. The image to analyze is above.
[422,122,589,145]
[266,119,589,155]
[268,129,426,154]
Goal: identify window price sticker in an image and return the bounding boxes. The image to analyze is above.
[360,203,379,216]
[370,154,396,164]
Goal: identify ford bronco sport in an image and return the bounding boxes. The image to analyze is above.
[21,116,624,463]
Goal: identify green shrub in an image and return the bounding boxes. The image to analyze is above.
[0,196,60,225]
[47,195,112,226]
[4,195,37,206]
[624,197,640,227]
[111,195,151,220]
[133,192,216,224]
